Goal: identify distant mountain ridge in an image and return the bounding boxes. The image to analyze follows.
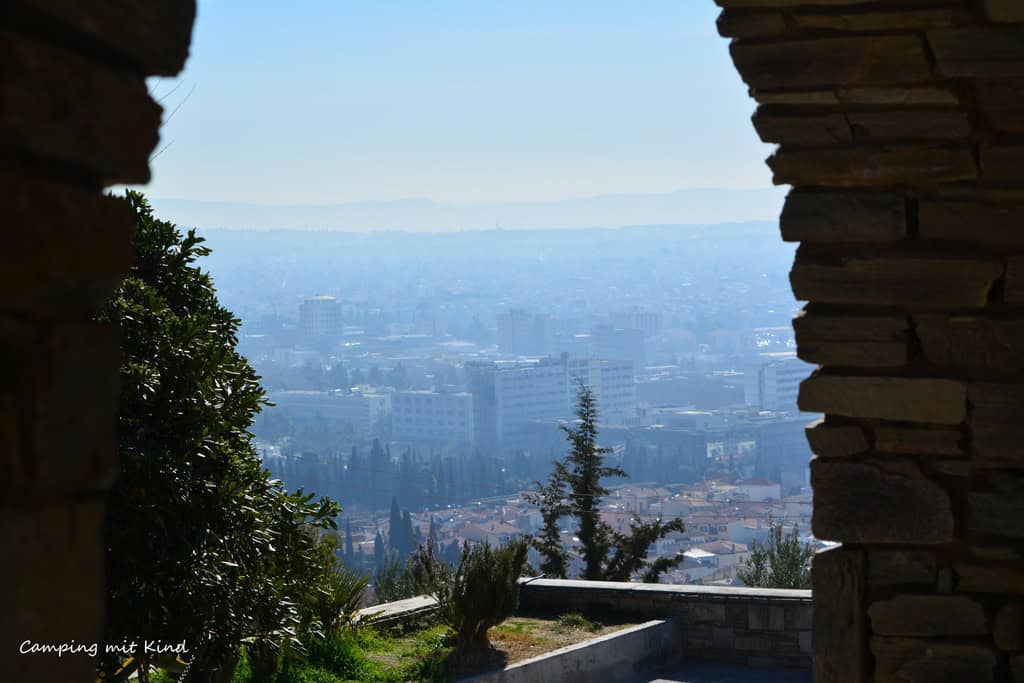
[151,187,785,232]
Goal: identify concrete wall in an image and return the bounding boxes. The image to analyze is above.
[459,619,679,683]
[518,579,811,670]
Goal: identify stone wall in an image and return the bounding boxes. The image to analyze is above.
[518,579,812,670]
[0,3,194,682]
[715,1,1024,681]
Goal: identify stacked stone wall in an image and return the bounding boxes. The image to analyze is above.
[0,3,194,681]
[716,1,1024,681]
[518,579,812,670]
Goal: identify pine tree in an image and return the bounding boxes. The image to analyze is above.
[529,383,686,582]
[525,468,570,578]
[561,384,626,579]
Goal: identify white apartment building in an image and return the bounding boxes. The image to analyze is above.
[565,357,637,426]
[493,358,570,445]
[743,354,809,412]
[298,295,342,342]
[392,390,474,444]
[267,389,390,434]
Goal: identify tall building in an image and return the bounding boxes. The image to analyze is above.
[591,324,646,368]
[298,295,342,346]
[392,390,474,444]
[470,355,637,449]
[565,356,637,426]
[743,354,808,412]
[496,309,552,356]
[611,307,663,338]
[493,357,570,446]
[265,388,390,435]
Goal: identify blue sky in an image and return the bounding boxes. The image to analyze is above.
[143,1,774,206]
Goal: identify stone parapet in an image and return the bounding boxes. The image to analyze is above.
[716,0,1024,680]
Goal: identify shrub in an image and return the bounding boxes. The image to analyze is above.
[435,539,529,649]
[555,613,601,633]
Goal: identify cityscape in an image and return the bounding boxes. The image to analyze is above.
[195,221,823,591]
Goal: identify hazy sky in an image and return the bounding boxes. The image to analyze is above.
[142,1,773,206]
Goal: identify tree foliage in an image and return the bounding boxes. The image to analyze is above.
[736,518,814,589]
[98,192,339,682]
[528,384,685,582]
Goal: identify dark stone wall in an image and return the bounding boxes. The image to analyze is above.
[0,3,194,681]
[518,579,812,670]
[715,1,1024,681]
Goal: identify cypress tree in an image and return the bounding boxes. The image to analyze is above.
[344,519,355,561]
[388,497,402,553]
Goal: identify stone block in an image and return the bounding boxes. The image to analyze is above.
[869,596,987,637]
[0,393,24,485]
[29,323,121,494]
[791,604,813,631]
[716,10,785,38]
[812,459,954,544]
[985,0,1024,22]
[969,472,1024,537]
[687,602,727,623]
[919,198,1024,244]
[847,110,971,141]
[11,0,196,75]
[0,30,160,184]
[916,315,1024,376]
[981,145,1024,184]
[872,638,996,683]
[1,172,135,316]
[968,384,1024,463]
[958,566,1024,598]
[769,145,978,187]
[873,426,962,456]
[753,110,852,146]
[747,605,784,631]
[798,340,907,367]
[715,0,868,6]
[867,551,937,586]
[978,79,1024,133]
[1007,257,1024,304]
[0,502,106,683]
[930,27,1024,78]
[812,546,867,683]
[793,308,908,342]
[781,191,907,243]
[805,419,869,458]
[734,634,773,652]
[799,374,966,425]
[837,87,958,106]
[753,90,839,106]
[793,10,953,32]
[711,626,735,649]
[790,252,1002,308]
[731,36,931,90]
